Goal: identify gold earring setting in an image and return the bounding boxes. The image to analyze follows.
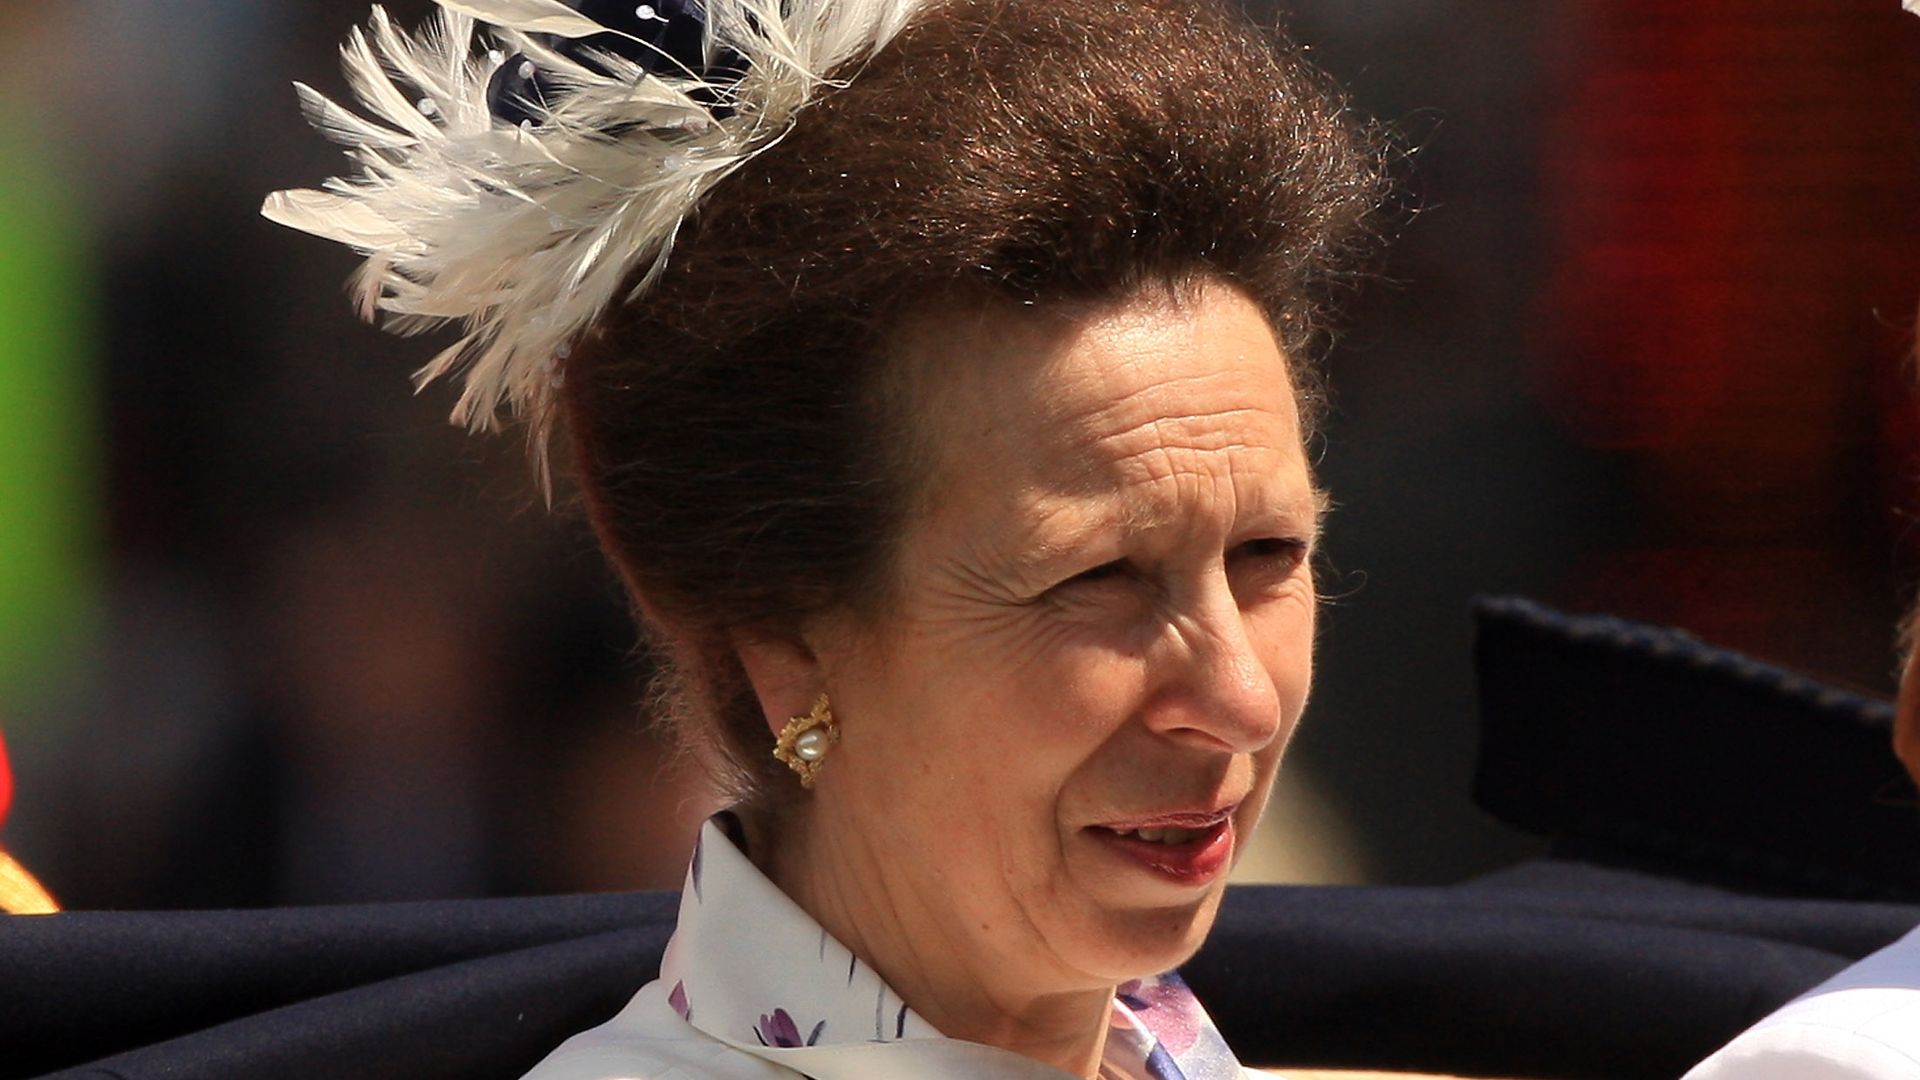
[773,694,838,789]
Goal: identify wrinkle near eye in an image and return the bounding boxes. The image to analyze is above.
[903,595,1129,684]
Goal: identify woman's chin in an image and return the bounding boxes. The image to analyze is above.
[1059,881,1229,984]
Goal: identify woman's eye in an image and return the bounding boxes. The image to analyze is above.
[1230,537,1309,570]
[1061,559,1128,588]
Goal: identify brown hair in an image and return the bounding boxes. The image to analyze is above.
[561,0,1383,806]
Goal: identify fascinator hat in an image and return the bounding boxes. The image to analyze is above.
[264,0,930,481]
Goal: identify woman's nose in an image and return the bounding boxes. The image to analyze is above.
[1145,585,1289,754]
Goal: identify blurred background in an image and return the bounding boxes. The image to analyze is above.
[1,0,1917,909]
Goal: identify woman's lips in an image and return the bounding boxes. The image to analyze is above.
[1087,808,1236,885]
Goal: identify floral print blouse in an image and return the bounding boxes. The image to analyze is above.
[521,816,1270,1080]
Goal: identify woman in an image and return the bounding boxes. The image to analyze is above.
[267,0,1380,1076]
[1678,294,1920,1078]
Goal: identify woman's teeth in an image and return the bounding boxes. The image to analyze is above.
[1111,825,1206,844]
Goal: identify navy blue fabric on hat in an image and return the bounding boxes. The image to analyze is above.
[1473,596,1920,900]
[487,0,747,127]
[570,0,735,78]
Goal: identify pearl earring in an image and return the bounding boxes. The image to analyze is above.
[773,694,838,789]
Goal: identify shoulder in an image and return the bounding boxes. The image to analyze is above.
[522,1031,799,1080]
[1684,926,1920,1080]
[519,979,799,1080]
[522,1041,795,1080]
[1682,988,1920,1079]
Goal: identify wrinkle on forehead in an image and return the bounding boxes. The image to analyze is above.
[1033,346,1297,441]
[895,281,1305,501]
[985,305,1304,507]
[1056,405,1296,491]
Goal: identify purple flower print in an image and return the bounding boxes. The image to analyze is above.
[668,981,691,1022]
[755,1008,826,1048]
[1116,974,1202,1056]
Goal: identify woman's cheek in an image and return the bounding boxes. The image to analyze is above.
[1252,585,1315,678]
[962,601,1146,706]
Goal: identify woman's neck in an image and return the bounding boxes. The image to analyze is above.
[742,809,1116,1080]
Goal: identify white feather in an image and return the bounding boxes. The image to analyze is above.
[294,83,417,150]
[264,0,933,492]
[262,189,416,251]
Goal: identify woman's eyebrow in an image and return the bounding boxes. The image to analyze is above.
[999,501,1154,577]
[1011,484,1327,573]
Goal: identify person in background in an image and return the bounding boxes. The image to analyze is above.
[1678,301,1920,1079]
[0,726,59,915]
[1678,626,1920,1078]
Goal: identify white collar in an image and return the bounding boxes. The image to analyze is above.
[660,815,1250,1080]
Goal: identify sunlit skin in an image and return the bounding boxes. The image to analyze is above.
[736,280,1320,1079]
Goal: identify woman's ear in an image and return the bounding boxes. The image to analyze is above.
[733,630,827,741]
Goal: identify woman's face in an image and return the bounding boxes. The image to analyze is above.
[797,280,1319,996]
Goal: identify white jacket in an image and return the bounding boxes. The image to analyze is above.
[1684,922,1920,1079]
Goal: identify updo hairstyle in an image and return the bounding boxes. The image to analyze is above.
[559,0,1383,807]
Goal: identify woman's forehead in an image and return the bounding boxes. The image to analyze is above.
[896,284,1317,560]
[901,283,1305,483]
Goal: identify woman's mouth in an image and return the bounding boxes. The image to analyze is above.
[1088,809,1236,885]
[1109,825,1212,844]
